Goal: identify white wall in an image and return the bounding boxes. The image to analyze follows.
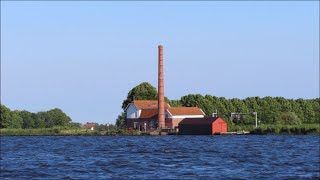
[165,111,171,118]
[172,115,204,118]
[165,110,204,119]
[126,104,140,119]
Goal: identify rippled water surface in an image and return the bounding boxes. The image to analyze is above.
[1,136,319,179]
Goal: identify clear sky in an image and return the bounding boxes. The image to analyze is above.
[1,1,319,124]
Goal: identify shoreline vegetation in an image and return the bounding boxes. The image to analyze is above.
[1,83,319,136]
[1,124,319,136]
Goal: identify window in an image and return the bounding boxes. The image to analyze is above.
[135,111,139,118]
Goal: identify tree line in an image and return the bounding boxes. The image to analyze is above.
[116,82,320,127]
[175,94,319,125]
[0,105,120,131]
[0,105,72,129]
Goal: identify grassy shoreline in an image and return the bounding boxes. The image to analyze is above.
[0,128,141,136]
[1,124,319,136]
[228,124,320,135]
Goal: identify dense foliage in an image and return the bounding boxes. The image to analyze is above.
[0,105,72,129]
[174,94,319,125]
[117,82,319,128]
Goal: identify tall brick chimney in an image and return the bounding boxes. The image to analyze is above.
[158,45,165,129]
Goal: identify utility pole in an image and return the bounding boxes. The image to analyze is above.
[253,112,258,127]
[212,109,218,117]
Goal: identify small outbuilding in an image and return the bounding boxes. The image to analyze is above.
[83,122,97,131]
[178,117,227,135]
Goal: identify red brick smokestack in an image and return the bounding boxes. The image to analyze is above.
[158,45,165,129]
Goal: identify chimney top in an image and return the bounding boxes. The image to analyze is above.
[158,45,163,48]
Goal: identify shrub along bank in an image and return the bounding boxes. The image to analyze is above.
[0,128,141,136]
[228,124,320,135]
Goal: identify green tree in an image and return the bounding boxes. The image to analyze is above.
[168,100,182,107]
[290,99,304,122]
[259,97,280,124]
[35,119,46,128]
[115,112,126,129]
[230,98,249,113]
[10,111,23,129]
[297,99,316,124]
[180,94,212,116]
[311,98,320,123]
[220,97,236,123]
[69,122,82,129]
[18,110,35,129]
[243,97,260,113]
[45,108,72,127]
[275,97,292,112]
[0,105,23,129]
[121,82,158,110]
[35,112,46,128]
[0,104,12,128]
[275,112,301,125]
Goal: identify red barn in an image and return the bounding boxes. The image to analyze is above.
[178,117,227,135]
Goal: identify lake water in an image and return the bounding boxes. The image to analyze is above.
[1,136,319,179]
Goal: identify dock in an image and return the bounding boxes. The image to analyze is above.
[220,131,251,135]
[140,130,250,135]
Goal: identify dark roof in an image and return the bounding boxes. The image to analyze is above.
[167,107,205,116]
[179,117,225,125]
[140,109,158,119]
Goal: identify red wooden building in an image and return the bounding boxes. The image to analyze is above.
[178,117,227,135]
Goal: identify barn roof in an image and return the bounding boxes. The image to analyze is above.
[167,107,205,116]
[179,117,224,125]
[140,109,158,119]
[132,100,170,109]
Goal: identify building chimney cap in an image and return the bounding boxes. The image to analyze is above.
[158,45,163,48]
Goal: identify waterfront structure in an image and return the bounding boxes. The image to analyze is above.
[158,45,165,129]
[125,45,228,134]
[178,117,227,135]
[125,100,205,131]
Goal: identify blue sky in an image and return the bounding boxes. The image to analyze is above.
[1,1,319,124]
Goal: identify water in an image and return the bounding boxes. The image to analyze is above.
[1,136,319,179]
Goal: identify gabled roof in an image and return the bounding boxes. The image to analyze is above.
[140,109,158,119]
[179,117,223,125]
[130,100,170,109]
[83,122,97,128]
[167,107,205,116]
